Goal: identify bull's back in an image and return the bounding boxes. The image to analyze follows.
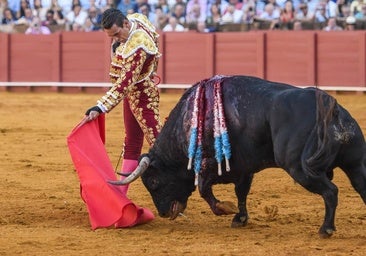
[218,76,296,171]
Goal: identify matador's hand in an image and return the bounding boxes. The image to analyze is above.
[85,106,102,122]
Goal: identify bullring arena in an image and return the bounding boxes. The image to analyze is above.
[0,86,365,255]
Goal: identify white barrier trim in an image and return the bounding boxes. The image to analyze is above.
[0,82,365,91]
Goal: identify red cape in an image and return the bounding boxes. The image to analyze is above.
[67,115,154,230]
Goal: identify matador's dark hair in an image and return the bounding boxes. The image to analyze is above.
[101,8,127,29]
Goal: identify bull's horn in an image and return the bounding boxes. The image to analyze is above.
[108,156,150,186]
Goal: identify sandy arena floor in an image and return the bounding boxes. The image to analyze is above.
[0,91,365,256]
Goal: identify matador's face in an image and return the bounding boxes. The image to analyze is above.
[104,20,131,44]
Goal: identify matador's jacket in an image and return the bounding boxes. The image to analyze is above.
[96,13,162,146]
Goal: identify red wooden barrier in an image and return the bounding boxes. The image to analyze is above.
[0,33,9,91]
[266,31,316,86]
[7,33,61,92]
[0,31,366,91]
[61,31,110,82]
[316,31,366,87]
[10,33,60,82]
[215,31,265,78]
[163,32,214,84]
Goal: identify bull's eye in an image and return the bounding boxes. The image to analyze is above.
[148,177,159,190]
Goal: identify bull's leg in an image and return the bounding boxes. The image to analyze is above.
[288,168,338,238]
[231,174,253,228]
[342,165,366,204]
[198,175,237,215]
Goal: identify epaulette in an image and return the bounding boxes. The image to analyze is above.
[127,13,157,34]
[120,29,158,58]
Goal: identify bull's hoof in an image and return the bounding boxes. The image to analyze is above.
[318,227,335,238]
[216,201,238,215]
[231,213,248,228]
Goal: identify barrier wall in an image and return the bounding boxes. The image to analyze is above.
[1,31,366,91]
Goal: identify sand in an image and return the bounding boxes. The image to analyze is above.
[0,91,365,256]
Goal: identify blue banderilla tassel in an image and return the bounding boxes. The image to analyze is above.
[187,127,197,170]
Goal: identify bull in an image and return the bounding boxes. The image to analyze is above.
[109,75,366,238]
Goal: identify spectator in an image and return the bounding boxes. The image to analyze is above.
[207,0,229,16]
[339,3,351,18]
[32,0,48,21]
[279,0,295,25]
[323,16,343,30]
[266,0,282,16]
[2,7,16,24]
[206,3,222,27]
[55,0,73,16]
[16,7,33,24]
[171,2,186,25]
[355,3,366,18]
[186,2,204,24]
[167,0,184,10]
[186,0,207,23]
[242,4,255,24]
[79,0,91,10]
[66,3,88,29]
[101,0,115,12]
[242,0,255,12]
[293,20,303,30]
[151,5,168,29]
[84,5,102,31]
[90,0,107,11]
[71,21,84,30]
[162,15,186,31]
[7,0,19,14]
[138,2,154,21]
[305,0,321,14]
[48,1,65,24]
[296,3,315,21]
[42,8,57,25]
[255,0,267,16]
[276,0,288,9]
[196,20,210,32]
[321,0,338,18]
[350,0,365,15]
[16,0,30,20]
[221,3,243,23]
[345,15,356,29]
[116,0,135,15]
[155,0,170,14]
[0,0,8,22]
[37,0,52,9]
[241,0,256,15]
[314,3,327,22]
[224,0,243,13]
[134,0,150,13]
[257,3,280,20]
[25,16,51,33]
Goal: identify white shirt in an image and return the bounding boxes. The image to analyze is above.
[162,23,186,32]
[66,9,88,26]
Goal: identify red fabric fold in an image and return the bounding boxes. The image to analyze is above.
[67,115,154,230]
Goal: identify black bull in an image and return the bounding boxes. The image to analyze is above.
[110,75,366,238]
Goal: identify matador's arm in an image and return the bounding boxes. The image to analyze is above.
[96,48,147,113]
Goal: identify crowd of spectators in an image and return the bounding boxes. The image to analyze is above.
[1,0,366,33]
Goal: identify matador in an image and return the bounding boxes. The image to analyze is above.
[85,9,162,194]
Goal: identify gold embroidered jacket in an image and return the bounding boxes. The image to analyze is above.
[97,13,161,113]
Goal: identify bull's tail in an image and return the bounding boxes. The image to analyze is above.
[301,89,338,177]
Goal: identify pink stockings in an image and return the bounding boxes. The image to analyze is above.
[119,159,138,195]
